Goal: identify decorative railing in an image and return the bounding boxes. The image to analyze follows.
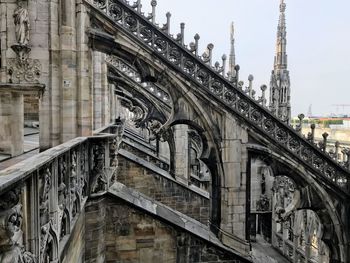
[85,0,350,195]
[0,126,123,262]
[106,55,171,104]
[274,233,322,263]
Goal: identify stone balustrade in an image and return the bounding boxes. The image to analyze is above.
[0,125,123,263]
[274,233,321,263]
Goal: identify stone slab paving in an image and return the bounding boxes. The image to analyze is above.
[0,128,39,170]
[24,127,39,136]
[23,133,39,152]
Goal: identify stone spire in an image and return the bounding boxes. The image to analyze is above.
[228,22,236,79]
[269,0,291,123]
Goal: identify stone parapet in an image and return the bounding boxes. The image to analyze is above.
[0,124,123,263]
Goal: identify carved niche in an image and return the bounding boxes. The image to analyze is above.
[90,141,107,194]
[39,167,52,225]
[58,156,69,240]
[0,189,36,263]
[8,1,41,84]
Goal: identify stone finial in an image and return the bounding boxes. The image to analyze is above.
[194,34,200,55]
[246,74,254,98]
[175,23,185,44]
[161,12,171,33]
[280,0,286,13]
[295,113,304,133]
[151,0,157,23]
[180,23,185,45]
[335,141,340,161]
[202,43,214,65]
[234,65,240,84]
[322,132,329,152]
[222,54,227,76]
[189,34,200,55]
[258,85,267,106]
[307,123,316,143]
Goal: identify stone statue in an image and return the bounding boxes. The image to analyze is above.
[13,4,30,45]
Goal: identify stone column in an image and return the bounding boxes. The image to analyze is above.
[93,51,102,130]
[219,115,250,254]
[109,84,116,123]
[101,53,110,127]
[25,0,60,150]
[0,92,23,156]
[60,0,78,142]
[10,92,24,155]
[77,0,92,136]
[0,84,44,157]
[173,124,189,185]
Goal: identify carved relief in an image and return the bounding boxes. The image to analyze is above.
[8,57,41,83]
[90,142,107,194]
[8,1,41,83]
[273,176,297,222]
[0,189,36,263]
[109,137,118,167]
[58,157,68,240]
[80,144,88,197]
[40,223,56,263]
[39,168,52,225]
[70,151,79,217]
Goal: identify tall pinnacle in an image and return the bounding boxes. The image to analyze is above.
[269,0,291,123]
[228,22,236,78]
[274,0,287,70]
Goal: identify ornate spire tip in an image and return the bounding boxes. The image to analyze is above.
[280,0,286,13]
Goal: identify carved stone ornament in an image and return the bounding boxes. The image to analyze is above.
[39,168,52,225]
[40,223,53,263]
[8,51,41,84]
[90,142,107,194]
[109,137,118,167]
[0,189,37,263]
[70,151,78,216]
[8,2,41,84]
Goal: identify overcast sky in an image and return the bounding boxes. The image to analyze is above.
[142,0,350,117]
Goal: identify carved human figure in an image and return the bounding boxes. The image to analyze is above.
[13,3,30,45]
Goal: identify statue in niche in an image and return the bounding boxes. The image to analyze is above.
[13,2,30,46]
